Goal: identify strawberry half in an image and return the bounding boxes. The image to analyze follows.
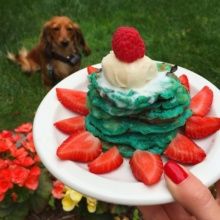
[179,74,190,91]
[130,150,163,185]
[185,116,220,139]
[57,131,102,162]
[54,116,85,135]
[87,66,100,75]
[88,146,123,174]
[56,88,89,115]
[190,86,213,116]
[164,133,206,164]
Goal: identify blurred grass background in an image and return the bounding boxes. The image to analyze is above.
[0,0,220,130]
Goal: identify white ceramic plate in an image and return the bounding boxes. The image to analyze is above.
[33,64,220,205]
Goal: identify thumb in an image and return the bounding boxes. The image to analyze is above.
[164,160,220,220]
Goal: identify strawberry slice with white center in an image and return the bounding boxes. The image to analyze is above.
[56,88,89,115]
[164,133,206,164]
[57,131,102,162]
[190,86,213,116]
[88,146,123,174]
[87,66,100,75]
[179,74,190,92]
[54,116,85,135]
[185,116,220,139]
[130,150,163,185]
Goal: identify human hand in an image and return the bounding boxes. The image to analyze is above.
[138,160,220,220]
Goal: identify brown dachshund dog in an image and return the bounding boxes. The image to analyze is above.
[7,16,91,88]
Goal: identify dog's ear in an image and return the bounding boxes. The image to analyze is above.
[72,23,91,56]
[39,21,51,51]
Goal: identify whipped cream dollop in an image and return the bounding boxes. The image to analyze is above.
[101,51,158,88]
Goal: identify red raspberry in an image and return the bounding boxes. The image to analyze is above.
[112,27,145,63]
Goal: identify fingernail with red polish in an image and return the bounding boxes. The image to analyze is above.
[164,161,188,184]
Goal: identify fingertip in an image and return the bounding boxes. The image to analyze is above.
[164,160,189,185]
[164,161,220,220]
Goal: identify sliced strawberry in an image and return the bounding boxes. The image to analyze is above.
[190,86,213,116]
[54,116,85,135]
[87,66,100,75]
[185,116,220,139]
[164,133,206,164]
[88,146,123,174]
[56,88,89,115]
[130,150,163,185]
[179,74,190,91]
[57,131,102,162]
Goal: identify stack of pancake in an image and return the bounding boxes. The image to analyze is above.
[85,64,192,157]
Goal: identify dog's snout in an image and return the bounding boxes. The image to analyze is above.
[60,40,69,48]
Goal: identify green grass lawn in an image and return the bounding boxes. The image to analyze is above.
[0,0,220,130]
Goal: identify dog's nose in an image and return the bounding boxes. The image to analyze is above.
[60,41,69,48]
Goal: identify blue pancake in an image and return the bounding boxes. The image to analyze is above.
[85,63,191,157]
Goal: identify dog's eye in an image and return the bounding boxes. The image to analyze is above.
[66,27,73,32]
[52,27,60,31]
